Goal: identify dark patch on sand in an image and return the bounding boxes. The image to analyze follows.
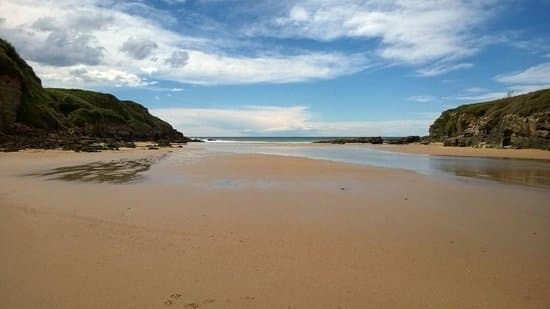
[25,159,153,183]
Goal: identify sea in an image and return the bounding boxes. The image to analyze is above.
[196,137,344,143]
[191,137,550,188]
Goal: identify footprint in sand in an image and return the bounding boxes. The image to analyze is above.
[164,293,183,306]
[164,294,218,307]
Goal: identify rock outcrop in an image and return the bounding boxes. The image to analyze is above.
[314,136,425,145]
[0,37,190,151]
[429,89,550,149]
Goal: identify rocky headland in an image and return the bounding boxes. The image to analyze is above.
[429,89,550,149]
[0,37,191,152]
[316,90,549,150]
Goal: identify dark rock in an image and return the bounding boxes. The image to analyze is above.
[156,140,171,147]
[314,136,384,144]
[385,136,420,144]
[430,89,550,149]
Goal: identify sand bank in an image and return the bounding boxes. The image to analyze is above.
[1,148,549,308]
[367,143,550,160]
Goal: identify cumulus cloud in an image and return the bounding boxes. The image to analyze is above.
[163,51,367,84]
[151,105,432,136]
[165,50,189,68]
[31,63,154,88]
[121,37,159,60]
[0,0,370,86]
[34,31,104,66]
[2,14,105,66]
[152,106,312,136]
[255,0,497,67]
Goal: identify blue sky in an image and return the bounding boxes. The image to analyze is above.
[1,0,549,136]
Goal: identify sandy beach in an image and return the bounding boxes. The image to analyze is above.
[367,143,550,160]
[1,146,550,308]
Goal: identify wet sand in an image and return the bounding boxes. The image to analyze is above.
[1,147,550,308]
[367,143,550,160]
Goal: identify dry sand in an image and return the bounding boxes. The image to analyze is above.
[1,147,549,308]
[367,143,550,160]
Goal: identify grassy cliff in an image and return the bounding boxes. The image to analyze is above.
[0,37,187,150]
[429,89,550,149]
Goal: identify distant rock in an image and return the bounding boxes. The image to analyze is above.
[429,89,550,149]
[384,136,421,144]
[314,136,424,145]
[314,137,384,144]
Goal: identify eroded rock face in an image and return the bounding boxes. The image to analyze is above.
[0,37,190,151]
[429,90,550,149]
[0,74,22,130]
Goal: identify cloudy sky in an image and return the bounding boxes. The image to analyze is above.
[1,0,549,136]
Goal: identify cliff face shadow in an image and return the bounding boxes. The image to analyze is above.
[27,159,153,184]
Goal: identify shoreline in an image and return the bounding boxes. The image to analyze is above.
[363,143,550,160]
[6,140,550,161]
[198,140,550,160]
[1,148,550,308]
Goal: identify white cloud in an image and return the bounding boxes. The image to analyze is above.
[408,96,435,103]
[0,0,368,86]
[449,63,550,103]
[508,84,550,93]
[165,51,367,85]
[477,62,550,99]
[121,37,159,60]
[255,0,496,67]
[32,63,154,88]
[151,105,432,136]
[495,62,550,85]
[151,106,312,136]
[465,87,487,93]
[455,91,508,102]
[416,62,473,77]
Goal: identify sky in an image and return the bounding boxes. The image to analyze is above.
[1,0,549,137]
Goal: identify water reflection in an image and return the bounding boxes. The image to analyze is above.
[429,156,550,187]
[201,143,550,188]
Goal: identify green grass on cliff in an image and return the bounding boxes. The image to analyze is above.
[0,39,61,129]
[46,88,175,138]
[452,89,550,117]
[430,89,550,139]
[1,37,183,140]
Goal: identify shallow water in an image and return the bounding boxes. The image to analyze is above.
[199,143,550,188]
[26,144,550,188]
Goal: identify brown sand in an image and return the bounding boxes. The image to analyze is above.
[366,143,550,160]
[1,148,549,308]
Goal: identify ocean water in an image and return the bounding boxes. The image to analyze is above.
[197,141,550,188]
[196,137,352,143]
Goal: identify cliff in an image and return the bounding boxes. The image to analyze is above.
[429,89,550,149]
[0,37,188,151]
